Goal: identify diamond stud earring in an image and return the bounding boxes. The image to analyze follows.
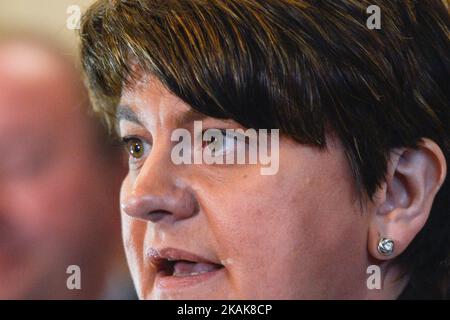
[377,238,394,256]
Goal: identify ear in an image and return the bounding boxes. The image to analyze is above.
[368,138,447,261]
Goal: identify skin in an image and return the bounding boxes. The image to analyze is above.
[119,76,447,299]
[0,40,127,299]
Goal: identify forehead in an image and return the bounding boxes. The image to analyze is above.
[120,76,195,127]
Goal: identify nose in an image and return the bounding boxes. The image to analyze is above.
[121,150,199,224]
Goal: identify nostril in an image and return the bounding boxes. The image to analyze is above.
[147,210,172,223]
[121,190,199,222]
[121,197,170,221]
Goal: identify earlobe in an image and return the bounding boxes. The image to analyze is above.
[368,138,447,261]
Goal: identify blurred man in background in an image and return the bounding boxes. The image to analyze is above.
[0,35,134,299]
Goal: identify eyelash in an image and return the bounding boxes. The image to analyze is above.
[201,129,227,145]
[120,136,149,167]
[120,128,247,168]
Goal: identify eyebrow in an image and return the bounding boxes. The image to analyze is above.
[174,109,209,127]
[116,105,143,126]
[116,104,210,128]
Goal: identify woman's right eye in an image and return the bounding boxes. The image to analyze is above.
[122,137,145,159]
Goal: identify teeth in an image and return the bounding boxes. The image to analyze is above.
[171,261,220,277]
[173,270,210,277]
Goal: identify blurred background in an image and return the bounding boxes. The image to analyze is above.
[0,0,94,54]
[0,0,135,299]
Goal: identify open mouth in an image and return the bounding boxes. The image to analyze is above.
[150,247,224,277]
[148,247,225,289]
[158,259,223,277]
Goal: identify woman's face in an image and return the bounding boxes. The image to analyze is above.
[119,77,376,299]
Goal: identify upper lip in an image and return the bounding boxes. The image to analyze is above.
[148,247,223,274]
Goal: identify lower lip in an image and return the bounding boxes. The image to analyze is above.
[155,267,225,290]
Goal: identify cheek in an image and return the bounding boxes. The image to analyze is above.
[197,144,370,298]
[121,212,146,295]
[200,177,317,297]
[120,176,137,264]
[120,175,150,297]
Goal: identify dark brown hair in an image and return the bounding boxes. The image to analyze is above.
[79,0,450,298]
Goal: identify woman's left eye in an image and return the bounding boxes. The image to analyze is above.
[202,129,236,156]
[202,135,219,149]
